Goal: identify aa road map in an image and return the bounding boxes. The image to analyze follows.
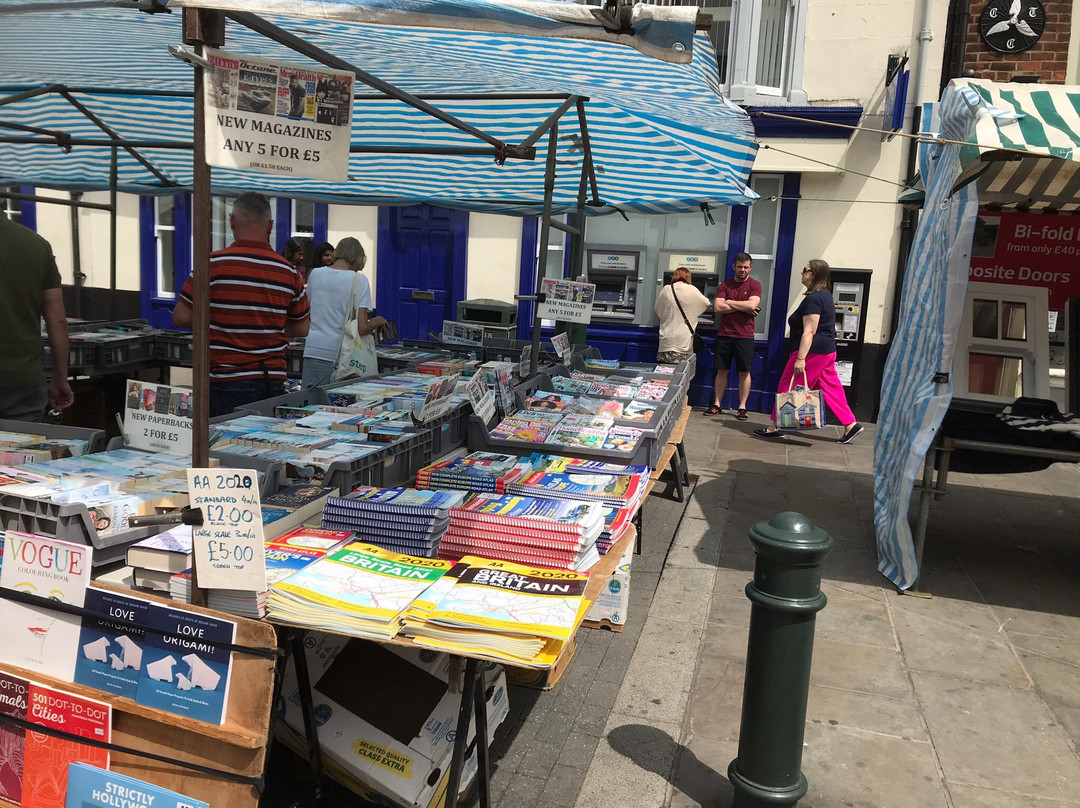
[538,278,596,324]
[204,48,353,181]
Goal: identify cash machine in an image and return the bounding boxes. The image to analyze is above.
[584,246,644,324]
[830,268,872,414]
[658,250,722,327]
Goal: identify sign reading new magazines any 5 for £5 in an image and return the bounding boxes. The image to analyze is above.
[204,47,353,181]
[538,278,596,324]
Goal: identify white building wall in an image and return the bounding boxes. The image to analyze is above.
[327,204,379,305]
[778,0,950,344]
[465,213,522,304]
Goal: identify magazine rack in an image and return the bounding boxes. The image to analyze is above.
[0,583,277,808]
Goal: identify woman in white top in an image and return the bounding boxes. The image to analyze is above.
[654,266,710,364]
[301,237,386,389]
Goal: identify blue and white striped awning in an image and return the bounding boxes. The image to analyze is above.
[0,0,758,214]
[873,79,1071,589]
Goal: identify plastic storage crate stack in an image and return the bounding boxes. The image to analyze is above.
[152,329,195,366]
[0,420,185,565]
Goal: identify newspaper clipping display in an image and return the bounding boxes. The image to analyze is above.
[442,320,485,346]
[204,47,354,181]
[538,278,596,324]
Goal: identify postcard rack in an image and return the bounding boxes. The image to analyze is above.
[0,583,277,808]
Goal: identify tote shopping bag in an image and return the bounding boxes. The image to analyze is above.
[332,319,378,382]
[775,372,825,430]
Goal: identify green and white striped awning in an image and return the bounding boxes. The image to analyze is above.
[901,78,1080,212]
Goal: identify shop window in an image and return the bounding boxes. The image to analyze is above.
[1,186,22,224]
[155,196,177,298]
[956,283,1049,402]
[623,0,807,105]
[745,174,782,339]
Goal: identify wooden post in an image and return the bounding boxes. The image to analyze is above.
[183,8,224,608]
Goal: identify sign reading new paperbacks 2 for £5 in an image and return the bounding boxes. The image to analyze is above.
[123,379,193,455]
[204,47,353,181]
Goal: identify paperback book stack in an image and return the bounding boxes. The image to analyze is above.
[260,484,336,539]
[320,486,467,557]
[401,555,589,666]
[505,469,647,554]
[414,451,532,494]
[205,526,355,618]
[268,541,452,639]
[125,524,192,593]
[440,493,604,572]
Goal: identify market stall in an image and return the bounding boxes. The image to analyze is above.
[875,78,1080,591]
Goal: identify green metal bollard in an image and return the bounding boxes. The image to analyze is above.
[728,512,833,808]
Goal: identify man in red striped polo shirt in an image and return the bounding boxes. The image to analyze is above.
[173,192,310,417]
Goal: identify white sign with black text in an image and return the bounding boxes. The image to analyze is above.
[187,468,267,592]
[465,373,497,424]
[538,278,596,324]
[550,332,571,360]
[416,373,461,424]
[123,379,193,455]
[204,47,353,181]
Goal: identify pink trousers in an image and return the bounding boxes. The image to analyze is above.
[771,351,856,426]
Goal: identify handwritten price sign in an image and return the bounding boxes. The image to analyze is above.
[186,469,266,591]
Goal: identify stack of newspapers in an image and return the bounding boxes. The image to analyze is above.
[319,486,467,557]
[439,493,604,572]
[402,555,590,665]
[267,542,452,639]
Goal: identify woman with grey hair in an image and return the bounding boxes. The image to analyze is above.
[301,236,386,388]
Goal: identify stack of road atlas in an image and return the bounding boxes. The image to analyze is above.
[266,541,587,665]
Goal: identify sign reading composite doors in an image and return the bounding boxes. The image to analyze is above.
[203,48,354,181]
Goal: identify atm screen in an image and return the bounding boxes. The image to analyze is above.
[593,280,625,303]
[838,291,858,303]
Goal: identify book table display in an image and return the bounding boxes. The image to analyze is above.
[269,521,636,808]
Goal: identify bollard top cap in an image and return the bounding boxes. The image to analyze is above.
[748,511,834,561]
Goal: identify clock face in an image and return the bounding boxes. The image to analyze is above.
[979,0,1046,53]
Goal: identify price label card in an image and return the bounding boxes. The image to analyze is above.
[416,373,461,424]
[550,332,571,360]
[186,468,266,591]
[123,379,193,455]
[466,373,497,424]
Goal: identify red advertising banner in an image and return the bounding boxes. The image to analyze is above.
[969,212,1080,311]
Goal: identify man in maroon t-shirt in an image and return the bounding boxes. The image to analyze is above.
[705,253,761,419]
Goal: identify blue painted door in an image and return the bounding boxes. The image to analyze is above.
[377,204,468,341]
[139,194,192,329]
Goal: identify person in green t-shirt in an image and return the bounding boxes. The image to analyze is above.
[0,214,74,421]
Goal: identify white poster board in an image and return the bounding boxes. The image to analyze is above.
[187,468,267,591]
[465,373,497,424]
[550,332,571,360]
[442,321,484,346]
[416,374,461,423]
[123,379,193,455]
[204,48,353,181]
[538,278,596,324]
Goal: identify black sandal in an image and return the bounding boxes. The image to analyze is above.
[703,405,721,416]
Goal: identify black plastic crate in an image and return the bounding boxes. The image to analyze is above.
[416,401,470,461]
[154,330,194,365]
[95,333,156,368]
[42,338,97,373]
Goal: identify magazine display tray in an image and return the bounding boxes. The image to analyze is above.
[0,418,108,454]
[514,374,681,438]
[0,583,277,808]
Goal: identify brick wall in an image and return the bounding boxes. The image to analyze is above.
[965,0,1071,82]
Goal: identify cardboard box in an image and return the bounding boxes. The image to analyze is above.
[505,636,576,690]
[583,543,632,631]
[278,634,508,808]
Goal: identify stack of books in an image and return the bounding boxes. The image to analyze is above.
[414,452,531,493]
[439,493,604,572]
[506,469,647,512]
[206,526,355,618]
[260,484,336,539]
[320,486,467,557]
[401,555,589,665]
[268,541,452,639]
[125,525,192,593]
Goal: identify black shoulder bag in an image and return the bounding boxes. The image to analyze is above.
[671,284,706,353]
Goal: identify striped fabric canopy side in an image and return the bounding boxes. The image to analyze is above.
[0,2,758,214]
[873,88,981,590]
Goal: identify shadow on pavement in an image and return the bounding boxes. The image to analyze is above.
[606,724,733,808]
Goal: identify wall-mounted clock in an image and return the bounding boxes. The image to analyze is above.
[979,0,1046,54]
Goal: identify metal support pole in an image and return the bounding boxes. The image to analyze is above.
[729,512,833,808]
[109,146,118,321]
[69,191,85,319]
[529,123,560,379]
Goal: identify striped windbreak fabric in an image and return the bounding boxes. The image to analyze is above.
[0,0,758,214]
